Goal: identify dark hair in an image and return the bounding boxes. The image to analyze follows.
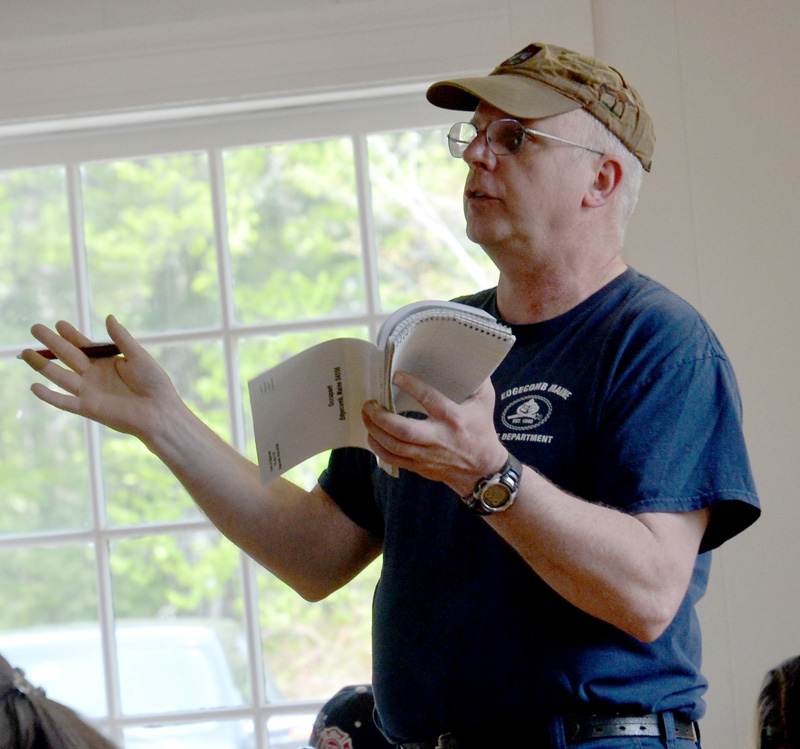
[758,655,800,749]
[0,653,118,749]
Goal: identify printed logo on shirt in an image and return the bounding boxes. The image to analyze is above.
[498,381,572,444]
[502,394,552,430]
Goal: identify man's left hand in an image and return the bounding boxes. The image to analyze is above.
[361,371,508,496]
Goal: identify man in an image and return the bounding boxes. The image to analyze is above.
[23,43,759,748]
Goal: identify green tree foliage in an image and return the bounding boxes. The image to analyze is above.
[369,129,497,308]
[224,139,365,324]
[0,361,94,535]
[0,545,99,626]
[82,154,221,337]
[0,168,75,346]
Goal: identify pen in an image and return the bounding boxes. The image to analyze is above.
[18,343,121,360]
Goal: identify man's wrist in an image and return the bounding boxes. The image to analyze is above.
[460,451,523,515]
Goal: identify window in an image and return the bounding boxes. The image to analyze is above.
[0,91,497,747]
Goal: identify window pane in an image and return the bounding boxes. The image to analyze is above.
[238,325,367,488]
[257,558,379,701]
[110,533,248,714]
[267,714,317,748]
[0,544,99,629]
[1,360,92,534]
[224,139,365,325]
[368,127,498,309]
[0,112,506,744]
[0,622,107,717]
[114,621,244,714]
[0,167,74,346]
[81,153,220,337]
[123,719,253,748]
[0,544,102,715]
[104,340,229,526]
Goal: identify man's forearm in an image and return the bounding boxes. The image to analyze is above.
[486,466,710,641]
[145,400,382,601]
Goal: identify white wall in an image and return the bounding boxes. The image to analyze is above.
[596,6,800,747]
[3,2,799,747]
[0,0,594,128]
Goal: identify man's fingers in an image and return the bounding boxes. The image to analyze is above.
[363,400,437,447]
[27,324,92,374]
[105,315,151,361]
[26,352,83,393]
[30,381,81,414]
[392,371,459,421]
[54,320,94,348]
[20,348,51,372]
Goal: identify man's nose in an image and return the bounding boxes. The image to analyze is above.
[463,131,497,169]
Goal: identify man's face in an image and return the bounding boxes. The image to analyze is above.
[461,103,593,262]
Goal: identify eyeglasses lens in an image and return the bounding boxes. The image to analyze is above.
[447,123,475,158]
[491,120,525,154]
[447,120,526,158]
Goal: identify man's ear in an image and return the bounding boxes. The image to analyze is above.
[583,155,623,208]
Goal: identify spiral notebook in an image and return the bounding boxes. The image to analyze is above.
[248,300,515,482]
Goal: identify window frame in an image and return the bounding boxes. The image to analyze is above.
[0,87,470,746]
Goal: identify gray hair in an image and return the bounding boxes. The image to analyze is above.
[571,108,645,242]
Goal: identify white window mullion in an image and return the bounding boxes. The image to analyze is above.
[241,555,269,746]
[352,133,382,341]
[95,535,124,744]
[65,165,107,532]
[66,160,125,742]
[65,162,94,338]
[210,145,273,745]
[208,147,247,455]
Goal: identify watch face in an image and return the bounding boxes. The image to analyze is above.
[482,483,511,508]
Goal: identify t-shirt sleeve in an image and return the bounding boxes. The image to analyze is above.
[318,447,385,539]
[591,343,760,552]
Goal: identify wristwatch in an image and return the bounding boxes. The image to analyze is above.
[460,452,523,515]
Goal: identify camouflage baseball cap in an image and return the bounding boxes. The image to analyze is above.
[426,43,655,171]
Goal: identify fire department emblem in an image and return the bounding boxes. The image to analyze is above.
[315,726,354,749]
[501,394,552,430]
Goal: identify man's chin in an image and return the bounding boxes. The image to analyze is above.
[466,224,500,251]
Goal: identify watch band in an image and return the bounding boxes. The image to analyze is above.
[460,452,523,515]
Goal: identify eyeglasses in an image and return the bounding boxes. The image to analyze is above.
[447,119,604,159]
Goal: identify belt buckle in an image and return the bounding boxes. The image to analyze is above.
[563,715,582,742]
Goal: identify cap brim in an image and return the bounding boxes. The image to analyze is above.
[426,74,581,120]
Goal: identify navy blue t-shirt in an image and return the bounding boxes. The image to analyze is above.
[318,268,759,743]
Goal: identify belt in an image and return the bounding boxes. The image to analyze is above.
[564,713,699,743]
[398,711,700,748]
